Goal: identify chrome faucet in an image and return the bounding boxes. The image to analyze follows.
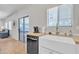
[69,30,72,36]
[56,26,59,35]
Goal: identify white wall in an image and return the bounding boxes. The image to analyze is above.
[72,4,79,35]
[45,4,79,36]
[0,20,4,26]
[5,4,59,40]
[5,4,79,40]
[5,12,19,40]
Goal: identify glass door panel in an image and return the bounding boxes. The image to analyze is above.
[19,16,29,43]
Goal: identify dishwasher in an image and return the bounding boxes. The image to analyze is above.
[27,35,39,54]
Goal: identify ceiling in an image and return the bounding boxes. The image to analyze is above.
[0,4,59,20]
[0,4,30,20]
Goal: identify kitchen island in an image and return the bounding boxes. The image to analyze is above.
[39,35,79,54]
[27,32,79,54]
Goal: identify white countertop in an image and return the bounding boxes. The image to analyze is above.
[27,32,44,36]
[39,35,75,45]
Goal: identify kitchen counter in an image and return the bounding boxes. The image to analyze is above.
[39,35,75,45]
[73,36,79,44]
[27,32,45,36]
[27,32,79,44]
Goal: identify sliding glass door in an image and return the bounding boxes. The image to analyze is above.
[18,16,29,43]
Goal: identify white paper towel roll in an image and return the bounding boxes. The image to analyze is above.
[42,27,46,33]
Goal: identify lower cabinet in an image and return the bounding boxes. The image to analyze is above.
[39,46,60,54]
[39,36,76,54]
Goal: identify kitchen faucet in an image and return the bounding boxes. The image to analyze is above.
[56,25,59,35]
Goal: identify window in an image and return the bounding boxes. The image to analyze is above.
[47,4,72,27]
[24,17,29,31]
[19,16,29,32]
[59,5,72,27]
[47,7,58,26]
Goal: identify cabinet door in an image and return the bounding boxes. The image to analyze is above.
[39,46,50,54]
[39,46,59,54]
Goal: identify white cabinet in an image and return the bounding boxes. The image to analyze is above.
[39,46,51,54]
[39,46,59,54]
[39,35,76,54]
[39,36,62,54]
[75,45,79,54]
[39,38,62,54]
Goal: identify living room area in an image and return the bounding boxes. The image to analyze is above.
[0,4,29,53]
